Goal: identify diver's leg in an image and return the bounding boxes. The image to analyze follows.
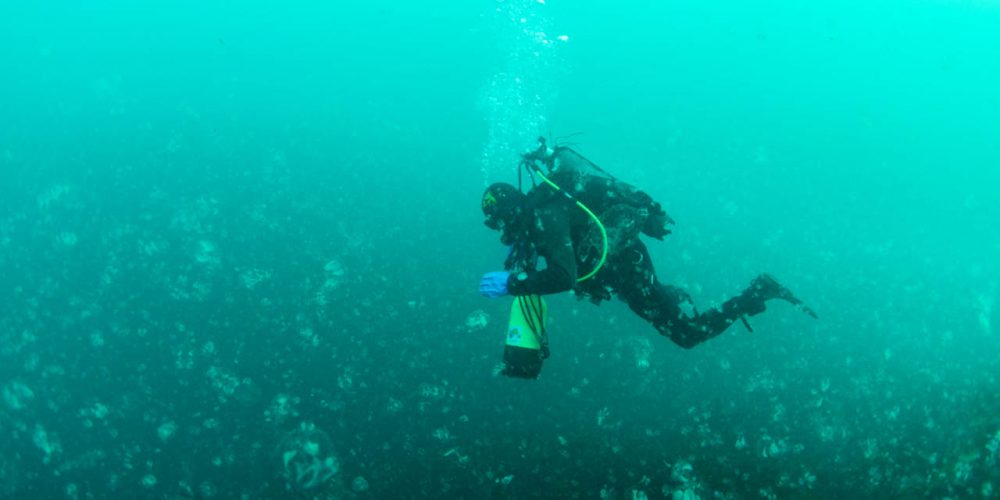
[672,274,816,348]
[610,243,706,347]
[671,291,762,348]
[611,243,785,349]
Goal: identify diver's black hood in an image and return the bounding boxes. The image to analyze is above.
[482,182,526,232]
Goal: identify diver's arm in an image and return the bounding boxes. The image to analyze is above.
[506,205,578,296]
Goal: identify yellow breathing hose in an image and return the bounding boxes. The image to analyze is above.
[531,169,608,282]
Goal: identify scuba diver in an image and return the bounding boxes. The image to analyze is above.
[480,138,816,378]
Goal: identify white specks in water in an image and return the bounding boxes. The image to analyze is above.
[58,231,78,246]
[157,421,177,442]
[465,309,490,331]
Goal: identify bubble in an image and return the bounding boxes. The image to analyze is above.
[667,461,701,500]
[303,441,320,456]
[266,393,298,423]
[337,371,353,390]
[631,337,653,370]
[670,461,694,486]
[206,366,240,398]
[432,427,451,441]
[240,268,272,289]
[37,184,71,210]
[863,438,878,459]
[351,476,369,492]
[141,474,157,488]
[324,259,345,277]
[954,460,973,484]
[3,381,34,410]
[32,425,60,463]
[157,421,177,442]
[58,232,78,246]
[198,480,218,498]
[597,407,611,427]
[478,0,563,181]
[386,397,403,413]
[316,260,346,306]
[419,383,447,400]
[465,310,490,331]
[195,240,219,265]
[977,291,993,335]
[734,435,747,450]
[279,422,339,491]
[987,429,1000,465]
[443,448,470,465]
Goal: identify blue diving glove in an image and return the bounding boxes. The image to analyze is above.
[479,271,511,298]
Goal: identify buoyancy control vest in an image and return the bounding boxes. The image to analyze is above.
[543,147,675,259]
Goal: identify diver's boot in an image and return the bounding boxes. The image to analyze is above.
[747,273,818,319]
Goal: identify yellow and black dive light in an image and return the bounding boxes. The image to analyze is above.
[502,294,548,379]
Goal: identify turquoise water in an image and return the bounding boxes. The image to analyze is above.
[1,1,998,498]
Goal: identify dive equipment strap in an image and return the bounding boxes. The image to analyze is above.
[517,295,549,359]
[519,141,609,282]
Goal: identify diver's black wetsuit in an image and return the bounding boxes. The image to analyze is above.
[504,191,766,349]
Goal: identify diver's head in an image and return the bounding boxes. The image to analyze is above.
[482,182,526,233]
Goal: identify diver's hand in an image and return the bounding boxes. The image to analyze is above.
[479,272,510,298]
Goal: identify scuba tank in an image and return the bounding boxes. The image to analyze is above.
[549,146,675,241]
[502,294,549,379]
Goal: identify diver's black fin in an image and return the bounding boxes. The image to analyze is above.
[752,273,819,319]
